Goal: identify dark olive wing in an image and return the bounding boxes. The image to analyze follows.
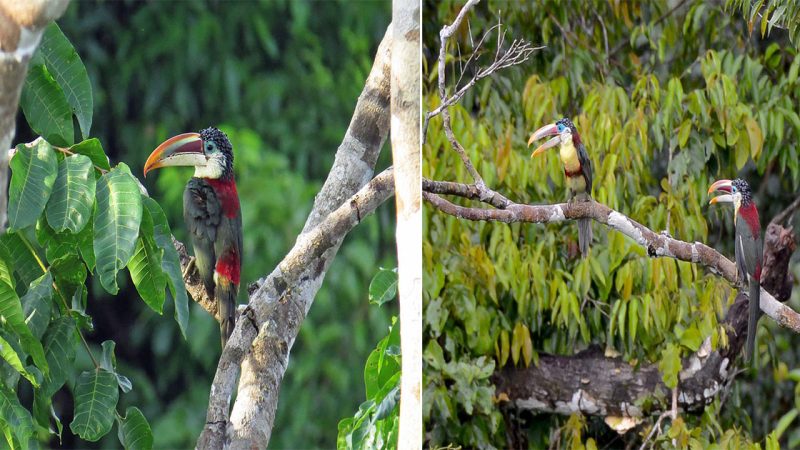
[183,178,222,297]
[577,143,593,193]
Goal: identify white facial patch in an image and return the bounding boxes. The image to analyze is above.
[194,152,225,179]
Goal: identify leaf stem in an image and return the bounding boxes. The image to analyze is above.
[54,146,108,174]
[17,232,100,368]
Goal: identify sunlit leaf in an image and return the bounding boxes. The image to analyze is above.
[70,369,119,441]
[46,154,95,233]
[36,23,94,139]
[93,164,142,294]
[20,65,74,147]
[128,210,166,314]
[141,198,188,337]
[117,407,153,450]
[368,268,398,306]
[8,140,58,231]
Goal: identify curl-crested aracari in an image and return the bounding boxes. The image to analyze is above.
[708,178,762,362]
[528,118,593,257]
[144,127,242,348]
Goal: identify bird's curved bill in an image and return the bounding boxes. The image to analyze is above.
[527,123,559,157]
[709,194,734,204]
[143,133,205,177]
[707,179,733,204]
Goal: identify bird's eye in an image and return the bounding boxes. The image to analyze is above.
[557,124,564,132]
[732,186,738,193]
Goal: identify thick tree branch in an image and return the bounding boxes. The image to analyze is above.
[423,185,800,333]
[494,223,794,420]
[391,0,422,446]
[0,0,69,231]
[196,25,393,450]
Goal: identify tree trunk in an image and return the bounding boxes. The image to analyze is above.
[0,0,69,231]
[391,0,422,448]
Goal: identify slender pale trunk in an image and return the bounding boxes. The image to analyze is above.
[391,0,421,448]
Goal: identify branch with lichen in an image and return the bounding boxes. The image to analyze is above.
[422,0,800,439]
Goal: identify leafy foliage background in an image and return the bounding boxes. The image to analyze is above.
[9,1,395,448]
[423,0,800,448]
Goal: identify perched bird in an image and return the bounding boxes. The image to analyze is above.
[708,178,762,361]
[528,118,593,257]
[144,127,242,348]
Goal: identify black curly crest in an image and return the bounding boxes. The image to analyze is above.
[732,178,752,204]
[200,127,234,178]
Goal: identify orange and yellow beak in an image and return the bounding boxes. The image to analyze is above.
[143,133,205,177]
[527,123,560,158]
[708,179,734,204]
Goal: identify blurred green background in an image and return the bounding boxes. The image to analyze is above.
[423,0,800,448]
[14,1,396,448]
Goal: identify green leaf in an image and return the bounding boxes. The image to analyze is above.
[364,318,400,399]
[0,247,14,290]
[773,409,799,442]
[77,220,96,272]
[8,140,59,231]
[0,233,41,293]
[93,164,143,294]
[117,407,153,450]
[744,116,763,160]
[0,385,34,450]
[679,327,703,351]
[41,317,77,397]
[33,389,63,440]
[128,210,166,314]
[677,119,691,148]
[20,272,53,340]
[20,64,74,147]
[0,334,39,387]
[100,340,132,393]
[373,380,400,421]
[36,23,93,139]
[69,139,110,172]
[0,280,49,377]
[70,369,119,441]
[46,154,96,233]
[368,268,398,306]
[659,343,681,389]
[142,198,188,338]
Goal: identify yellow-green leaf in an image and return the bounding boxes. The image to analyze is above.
[744,116,763,160]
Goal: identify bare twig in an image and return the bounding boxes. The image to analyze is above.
[424,0,541,156]
[638,411,673,450]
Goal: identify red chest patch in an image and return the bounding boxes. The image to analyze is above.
[739,203,761,236]
[216,249,241,285]
[205,178,240,218]
[564,167,583,178]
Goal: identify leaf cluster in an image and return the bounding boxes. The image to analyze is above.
[338,269,401,449]
[1,24,190,449]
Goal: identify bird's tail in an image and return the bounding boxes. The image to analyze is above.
[218,281,238,348]
[574,192,592,258]
[745,279,760,362]
[578,218,592,258]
